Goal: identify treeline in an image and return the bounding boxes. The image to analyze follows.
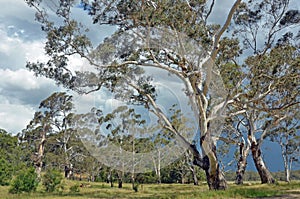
[1,126,299,189]
[225,170,300,182]
[1,91,299,191]
[0,127,206,186]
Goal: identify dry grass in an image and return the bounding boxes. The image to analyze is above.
[0,180,299,199]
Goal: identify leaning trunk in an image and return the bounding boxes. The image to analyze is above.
[196,135,227,190]
[204,156,227,190]
[250,139,275,184]
[235,141,250,185]
[192,140,227,190]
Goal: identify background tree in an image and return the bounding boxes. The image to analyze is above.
[220,0,300,184]
[0,129,24,185]
[22,92,75,178]
[268,107,300,182]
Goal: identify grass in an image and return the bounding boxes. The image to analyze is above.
[0,180,299,199]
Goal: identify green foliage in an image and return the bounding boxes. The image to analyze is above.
[24,0,300,190]
[69,184,80,193]
[0,129,25,175]
[9,167,39,194]
[0,158,12,186]
[132,183,139,192]
[42,169,63,192]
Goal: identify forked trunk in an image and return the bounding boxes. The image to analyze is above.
[204,156,227,190]
[192,142,227,190]
[204,134,227,190]
[235,141,250,185]
[251,140,275,184]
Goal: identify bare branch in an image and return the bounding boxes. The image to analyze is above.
[211,0,242,60]
[205,0,215,23]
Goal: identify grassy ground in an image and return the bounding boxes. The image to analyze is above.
[0,180,299,199]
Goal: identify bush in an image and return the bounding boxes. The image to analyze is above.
[0,158,12,186]
[9,167,39,194]
[69,184,80,193]
[133,183,139,192]
[42,169,63,192]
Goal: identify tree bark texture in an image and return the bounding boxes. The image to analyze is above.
[250,139,275,184]
[281,144,290,182]
[192,142,227,190]
[235,142,250,185]
[35,125,46,179]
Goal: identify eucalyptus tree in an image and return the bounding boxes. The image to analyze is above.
[268,107,300,182]
[217,0,300,184]
[221,41,300,184]
[74,105,148,189]
[24,0,299,189]
[104,106,146,189]
[22,92,75,178]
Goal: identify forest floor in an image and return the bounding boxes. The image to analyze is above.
[0,180,299,199]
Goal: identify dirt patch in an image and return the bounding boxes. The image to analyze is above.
[257,189,300,199]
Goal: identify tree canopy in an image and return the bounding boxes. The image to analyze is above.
[24,0,299,190]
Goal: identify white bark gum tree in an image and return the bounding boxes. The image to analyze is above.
[25,0,243,190]
[235,137,250,185]
[24,0,299,190]
[24,110,51,179]
[247,112,274,184]
[268,109,300,182]
[24,92,75,178]
[36,123,48,179]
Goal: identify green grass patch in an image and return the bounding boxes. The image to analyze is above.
[0,180,299,199]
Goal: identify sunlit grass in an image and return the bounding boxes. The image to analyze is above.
[0,180,299,199]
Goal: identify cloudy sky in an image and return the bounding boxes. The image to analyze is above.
[0,0,113,134]
[0,0,235,134]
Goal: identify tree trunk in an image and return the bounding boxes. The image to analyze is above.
[281,144,290,182]
[192,142,227,190]
[190,164,199,185]
[204,157,227,190]
[157,150,161,184]
[118,178,123,188]
[285,165,290,183]
[193,148,227,189]
[235,141,250,185]
[35,126,46,179]
[203,135,227,190]
[117,171,123,188]
[131,174,136,191]
[250,139,275,184]
[181,172,185,184]
[109,170,114,187]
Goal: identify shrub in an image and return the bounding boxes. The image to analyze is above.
[69,184,80,193]
[42,169,63,192]
[133,183,139,192]
[0,158,12,186]
[9,167,39,194]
